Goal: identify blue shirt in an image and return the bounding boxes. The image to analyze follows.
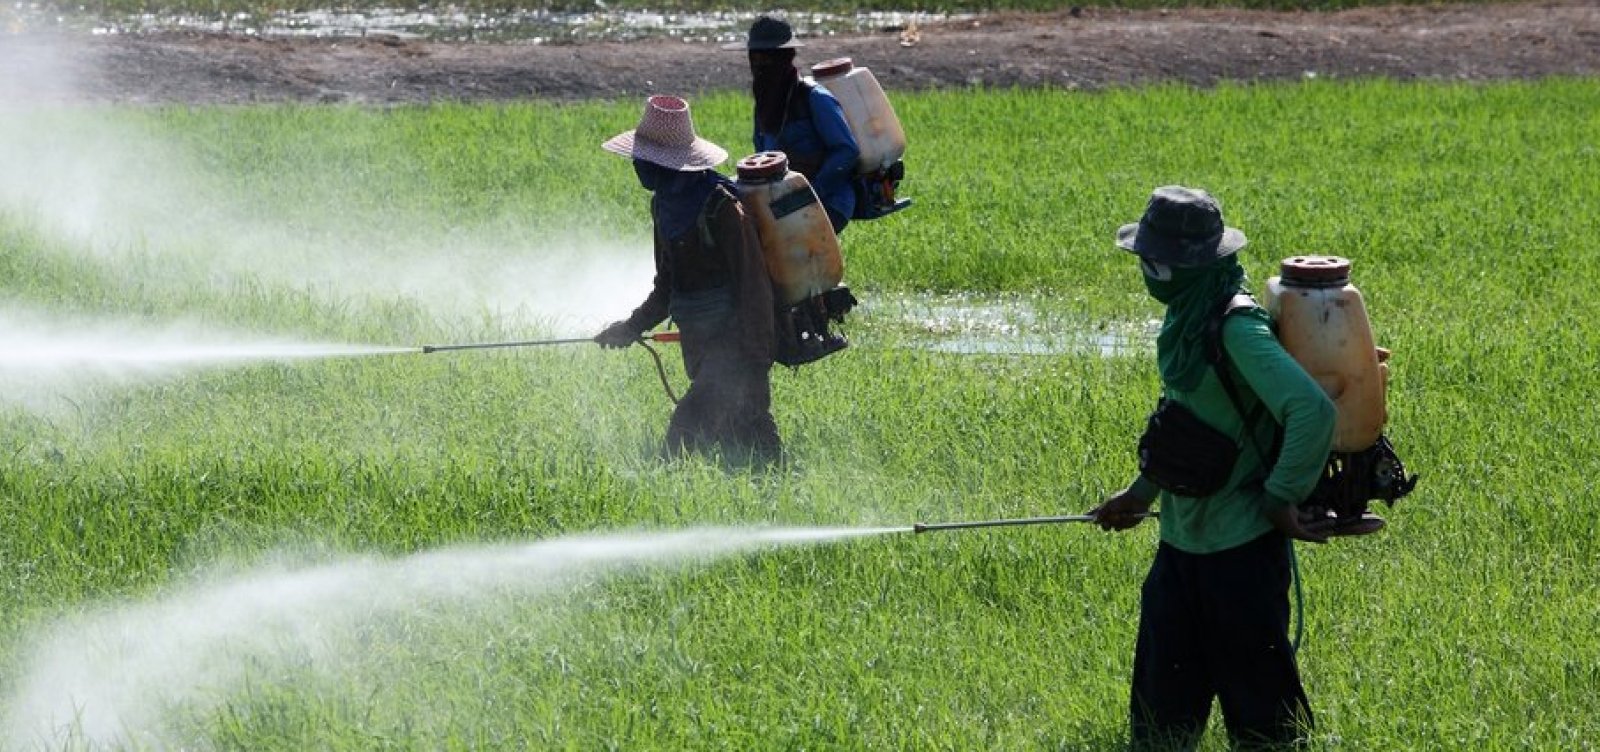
[754,83,860,222]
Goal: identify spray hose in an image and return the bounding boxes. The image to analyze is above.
[636,336,680,405]
[420,331,683,404]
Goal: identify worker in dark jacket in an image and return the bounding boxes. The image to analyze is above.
[595,95,780,461]
[725,16,860,233]
[1091,186,1336,749]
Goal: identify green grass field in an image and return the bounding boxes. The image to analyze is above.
[2,79,1599,749]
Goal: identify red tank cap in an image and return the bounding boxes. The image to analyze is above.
[1279,255,1352,287]
[736,151,789,181]
[811,57,854,79]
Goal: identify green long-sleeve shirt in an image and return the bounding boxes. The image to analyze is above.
[1128,308,1336,554]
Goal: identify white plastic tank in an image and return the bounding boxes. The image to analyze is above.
[809,58,907,175]
[733,152,844,305]
[1262,255,1388,451]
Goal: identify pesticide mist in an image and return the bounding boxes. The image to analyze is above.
[0,50,655,335]
[4,525,904,749]
[0,308,413,411]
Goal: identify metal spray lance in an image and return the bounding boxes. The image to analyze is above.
[420,331,681,353]
[911,512,1157,534]
[419,331,685,403]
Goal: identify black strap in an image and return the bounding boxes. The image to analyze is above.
[787,79,816,123]
[696,186,731,248]
[769,187,818,219]
[1210,294,1281,465]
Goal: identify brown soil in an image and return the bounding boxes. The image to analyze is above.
[3,1,1598,105]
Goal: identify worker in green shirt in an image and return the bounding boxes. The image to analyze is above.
[1090,185,1336,749]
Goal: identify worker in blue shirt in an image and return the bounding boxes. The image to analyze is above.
[725,16,860,234]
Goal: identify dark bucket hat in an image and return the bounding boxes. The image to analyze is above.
[1116,185,1248,267]
[722,16,804,50]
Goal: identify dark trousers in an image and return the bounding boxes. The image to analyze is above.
[1131,531,1312,750]
[666,334,779,461]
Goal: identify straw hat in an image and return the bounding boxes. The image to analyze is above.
[1116,185,1248,267]
[721,15,804,51]
[601,95,728,172]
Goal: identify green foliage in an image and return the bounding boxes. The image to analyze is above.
[2,79,1599,748]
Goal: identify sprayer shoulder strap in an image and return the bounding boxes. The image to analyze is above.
[1205,294,1263,365]
[1209,294,1282,464]
[697,186,735,249]
[789,78,817,122]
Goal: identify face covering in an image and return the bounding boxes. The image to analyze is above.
[750,49,798,134]
[1142,255,1248,392]
[634,159,734,241]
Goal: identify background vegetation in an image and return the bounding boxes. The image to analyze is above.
[2,79,1598,748]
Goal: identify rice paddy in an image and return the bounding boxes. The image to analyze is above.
[2,78,1598,748]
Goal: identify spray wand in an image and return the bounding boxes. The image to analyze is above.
[912,512,1157,534]
[420,331,681,354]
[419,331,685,403]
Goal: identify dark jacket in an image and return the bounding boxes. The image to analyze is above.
[625,185,775,367]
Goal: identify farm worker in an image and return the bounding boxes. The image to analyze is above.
[594,95,781,462]
[1089,186,1336,749]
[724,15,861,234]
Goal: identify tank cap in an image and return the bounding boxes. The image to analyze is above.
[810,57,854,79]
[736,151,789,181]
[1280,255,1352,287]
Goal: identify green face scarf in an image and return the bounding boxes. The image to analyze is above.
[1141,256,1248,392]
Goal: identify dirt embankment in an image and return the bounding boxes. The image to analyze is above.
[2,1,1597,105]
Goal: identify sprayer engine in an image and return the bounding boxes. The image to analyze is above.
[776,286,857,367]
[1302,434,1418,534]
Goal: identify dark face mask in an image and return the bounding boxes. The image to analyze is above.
[748,50,793,78]
[634,159,666,191]
[749,50,797,133]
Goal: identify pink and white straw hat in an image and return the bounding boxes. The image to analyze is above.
[602,95,728,171]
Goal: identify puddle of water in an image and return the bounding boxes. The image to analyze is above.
[921,333,1138,357]
[5,7,967,43]
[862,291,1156,358]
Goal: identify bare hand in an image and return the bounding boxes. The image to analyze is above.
[1089,488,1153,532]
[1266,504,1329,544]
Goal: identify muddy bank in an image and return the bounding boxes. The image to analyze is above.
[1,1,1597,105]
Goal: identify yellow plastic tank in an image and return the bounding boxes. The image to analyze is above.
[809,58,907,175]
[734,152,844,305]
[1262,255,1388,451]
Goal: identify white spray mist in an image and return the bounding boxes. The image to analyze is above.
[0,307,412,411]
[2,526,906,749]
[0,38,655,333]
[0,34,82,111]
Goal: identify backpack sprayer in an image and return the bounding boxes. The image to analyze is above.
[920,257,1417,540]
[420,331,685,402]
[806,57,912,220]
[1261,255,1418,535]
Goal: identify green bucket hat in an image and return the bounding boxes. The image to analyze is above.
[1116,185,1248,268]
